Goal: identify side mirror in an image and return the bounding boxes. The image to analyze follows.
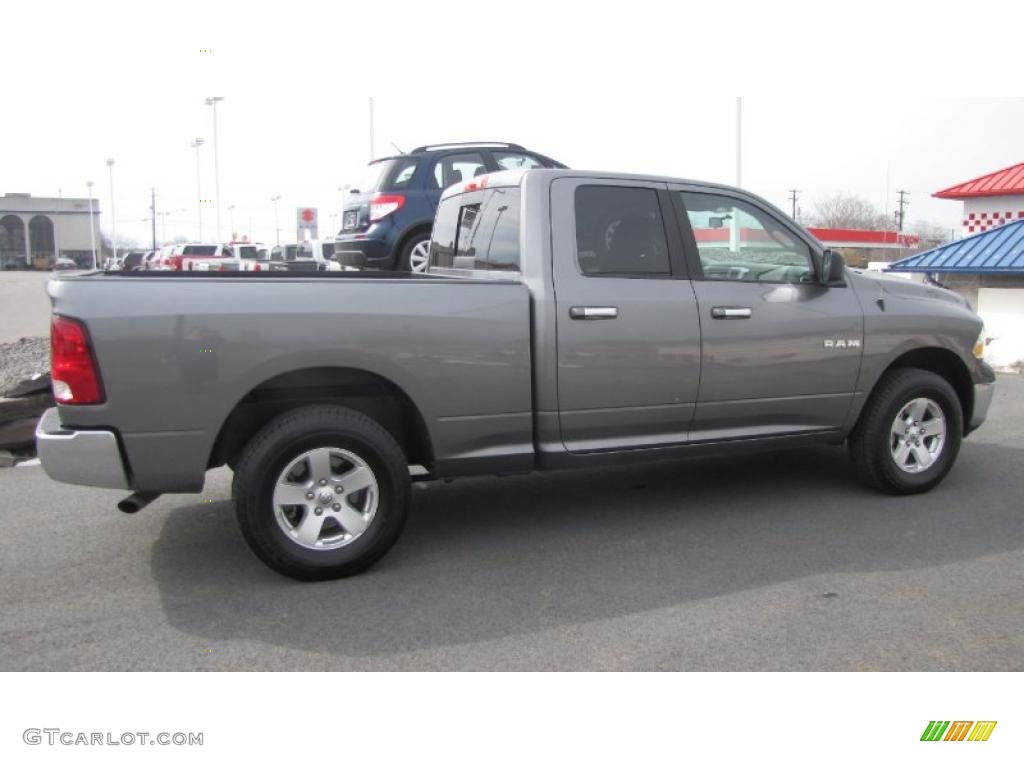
[820,248,845,285]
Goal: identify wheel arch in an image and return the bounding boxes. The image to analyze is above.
[859,346,974,434]
[395,223,433,265]
[208,366,435,473]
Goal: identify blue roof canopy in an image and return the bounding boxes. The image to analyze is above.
[888,219,1024,274]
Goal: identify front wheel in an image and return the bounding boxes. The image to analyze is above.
[849,368,963,494]
[233,405,410,580]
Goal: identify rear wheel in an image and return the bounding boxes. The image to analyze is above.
[849,368,963,494]
[233,405,409,580]
[398,233,431,273]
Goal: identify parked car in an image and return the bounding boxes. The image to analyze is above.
[271,240,341,272]
[120,251,147,271]
[232,242,271,271]
[335,141,566,272]
[52,257,79,271]
[147,245,174,270]
[37,168,995,581]
[177,244,238,271]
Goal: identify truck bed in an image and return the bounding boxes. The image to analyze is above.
[47,271,534,491]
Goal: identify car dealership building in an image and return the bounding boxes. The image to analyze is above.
[0,192,100,269]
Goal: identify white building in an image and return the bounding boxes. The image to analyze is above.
[0,192,101,269]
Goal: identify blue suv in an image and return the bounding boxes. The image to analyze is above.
[334,142,567,272]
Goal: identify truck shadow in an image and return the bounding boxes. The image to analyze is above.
[150,440,1023,661]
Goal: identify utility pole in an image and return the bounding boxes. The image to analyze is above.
[895,189,909,232]
[788,189,800,221]
[150,188,157,249]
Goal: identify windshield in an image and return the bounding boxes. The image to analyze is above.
[182,245,218,256]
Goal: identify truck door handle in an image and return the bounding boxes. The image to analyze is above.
[569,306,618,320]
[711,307,752,319]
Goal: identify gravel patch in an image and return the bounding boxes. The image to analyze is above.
[0,337,49,396]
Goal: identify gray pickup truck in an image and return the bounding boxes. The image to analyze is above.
[37,169,995,580]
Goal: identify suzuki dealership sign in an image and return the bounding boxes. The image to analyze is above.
[296,207,318,240]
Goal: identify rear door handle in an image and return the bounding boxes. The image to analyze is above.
[711,307,752,319]
[569,306,618,320]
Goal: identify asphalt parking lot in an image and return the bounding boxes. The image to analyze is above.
[0,376,1021,671]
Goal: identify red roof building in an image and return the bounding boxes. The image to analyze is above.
[934,162,1024,235]
[934,162,1024,200]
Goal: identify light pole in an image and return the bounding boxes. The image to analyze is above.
[735,96,742,187]
[271,196,282,245]
[205,96,225,241]
[191,138,205,240]
[86,181,97,267]
[368,97,375,160]
[106,159,116,263]
[227,204,236,240]
[55,188,62,260]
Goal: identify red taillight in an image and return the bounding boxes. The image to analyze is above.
[51,316,104,405]
[254,263,262,271]
[369,194,406,222]
[170,255,183,270]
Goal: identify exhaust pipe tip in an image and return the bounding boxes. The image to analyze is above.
[117,491,161,514]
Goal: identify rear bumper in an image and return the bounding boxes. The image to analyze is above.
[334,233,394,269]
[35,408,130,489]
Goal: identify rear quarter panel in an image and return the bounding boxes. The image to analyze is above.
[48,274,533,491]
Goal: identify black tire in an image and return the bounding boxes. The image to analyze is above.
[849,368,963,495]
[396,232,431,273]
[232,405,409,580]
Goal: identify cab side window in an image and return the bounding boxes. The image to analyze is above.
[679,192,813,283]
[574,186,671,277]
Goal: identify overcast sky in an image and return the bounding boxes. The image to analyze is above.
[3,1,1022,247]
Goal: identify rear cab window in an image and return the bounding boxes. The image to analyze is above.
[429,185,521,276]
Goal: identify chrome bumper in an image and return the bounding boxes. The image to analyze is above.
[970,381,995,431]
[35,408,130,489]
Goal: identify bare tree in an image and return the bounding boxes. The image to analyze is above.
[810,193,890,230]
[910,220,954,248]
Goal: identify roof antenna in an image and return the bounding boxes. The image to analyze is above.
[390,141,405,154]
